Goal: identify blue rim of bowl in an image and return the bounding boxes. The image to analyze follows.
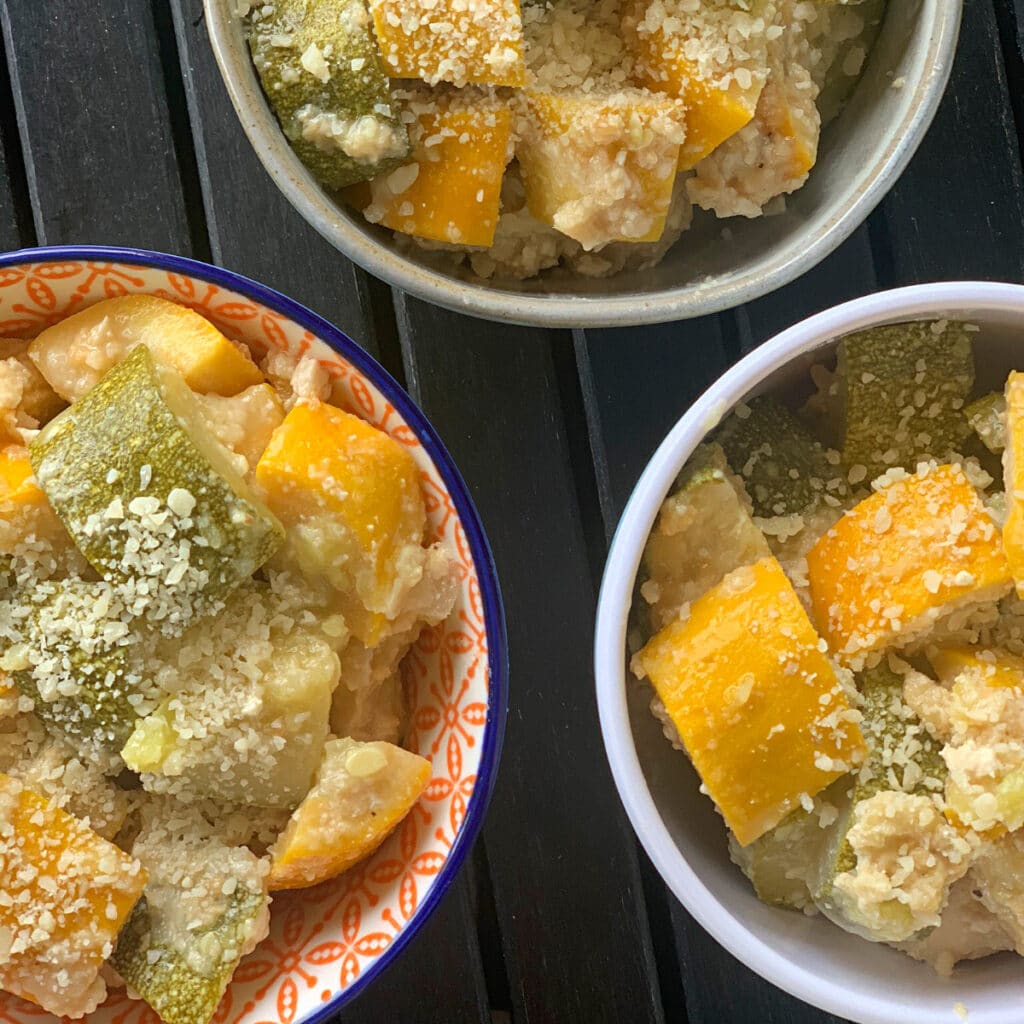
[0,244,509,1019]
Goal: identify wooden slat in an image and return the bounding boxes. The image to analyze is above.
[0,0,191,249]
[169,0,376,345]
[736,227,877,352]
[337,876,490,1024]
[397,297,665,1024]
[876,0,1024,285]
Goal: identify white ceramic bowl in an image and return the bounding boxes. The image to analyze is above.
[595,281,1024,1024]
[205,0,961,328]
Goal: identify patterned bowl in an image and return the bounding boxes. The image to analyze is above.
[0,246,506,1024]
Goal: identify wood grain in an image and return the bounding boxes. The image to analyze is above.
[0,0,191,249]
[397,296,665,1024]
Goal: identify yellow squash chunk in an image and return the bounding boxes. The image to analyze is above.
[0,774,146,1018]
[625,0,766,170]
[363,92,512,247]
[929,646,1024,690]
[633,556,866,846]
[1001,372,1024,595]
[269,737,430,889]
[255,402,426,641]
[517,89,685,249]
[806,464,1012,663]
[28,295,264,400]
[369,0,525,87]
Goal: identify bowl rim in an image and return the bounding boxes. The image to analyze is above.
[0,243,509,1020]
[594,280,1024,1024]
[204,0,962,328]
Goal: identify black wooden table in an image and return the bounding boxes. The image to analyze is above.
[0,1,1022,1021]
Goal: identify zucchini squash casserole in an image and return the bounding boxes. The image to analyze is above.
[632,321,1024,974]
[0,296,456,1021]
[245,0,885,279]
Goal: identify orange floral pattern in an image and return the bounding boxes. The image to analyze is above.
[0,259,495,1024]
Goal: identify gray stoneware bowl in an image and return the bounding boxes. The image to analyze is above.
[206,0,962,328]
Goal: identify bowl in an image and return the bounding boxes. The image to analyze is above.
[594,281,1024,1024]
[205,0,961,328]
[0,245,507,1024]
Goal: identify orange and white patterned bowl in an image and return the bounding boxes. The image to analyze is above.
[0,246,507,1024]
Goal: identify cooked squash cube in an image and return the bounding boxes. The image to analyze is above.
[122,588,338,809]
[112,802,270,1024]
[193,382,285,477]
[369,0,525,87]
[1000,371,1024,595]
[633,556,866,846]
[715,396,848,518]
[29,296,264,400]
[966,392,1006,454]
[361,90,512,247]
[625,0,765,170]
[249,0,410,191]
[269,737,430,889]
[31,347,283,630]
[0,774,146,1018]
[516,89,685,250]
[806,464,1011,663]
[837,321,975,477]
[255,402,427,642]
[0,338,65,424]
[639,443,770,632]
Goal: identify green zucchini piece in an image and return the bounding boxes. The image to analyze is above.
[811,663,951,942]
[6,580,155,766]
[836,320,975,476]
[639,443,769,632]
[729,791,838,910]
[121,585,338,809]
[112,815,270,1024]
[249,0,409,190]
[966,392,1006,454]
[30,347,283,632]
[715,396,847,517]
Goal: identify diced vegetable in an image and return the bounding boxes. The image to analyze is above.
[973,828,1024,954]
[0,773,146,1018]
[368,0,525,87]
[360,90,512,247]
[28,296,263,401]
[0,338,65,423]
[255,401,426,644]
[112,802,270,1024]
[31,347,283,630]
[811,663,952,942]
[835,321,975,476]
[965,392,1006,454]
[923,647,1024,834]
[269,737,430,889]
[7,580,151,765]
[192,382,285,476]
[633,555,866,846]
[806,464,1011,663]
[1001,372,1024,595]
[625,0,766,170]
[122,590,338,809]
[638,443,770,631]
[248,0,410,189]
[715,396,847,518]
[516,89,685,250]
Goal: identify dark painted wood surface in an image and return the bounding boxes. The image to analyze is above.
[0,0,1021,1021]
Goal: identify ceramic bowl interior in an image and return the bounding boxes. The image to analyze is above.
[596,282,1024,1024]
[0,246,505,1024]
[205,0,961,327]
